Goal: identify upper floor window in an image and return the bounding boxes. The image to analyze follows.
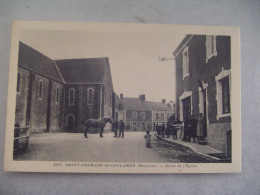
[132,111,137,119]
[56,86,60,103]
[17,72,21,93]
[87,88,94,104]
[38,80,43,99]
[141,112,146,120]
[182,46,189,79]
[69,88,75,105]
[206,35,217,63]
[156,113,159,120]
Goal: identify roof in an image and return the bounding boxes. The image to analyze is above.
[18,42,64,83]
[55,58,109,84]
[118,98,172,111]
[172,35,193,57]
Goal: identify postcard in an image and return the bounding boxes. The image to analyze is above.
[4,21,241,173]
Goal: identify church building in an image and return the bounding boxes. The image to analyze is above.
[15,42,114,133]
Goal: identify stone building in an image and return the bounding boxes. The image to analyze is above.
[15,42,114,133]
[116,94,173,131]
[173,35,231,157]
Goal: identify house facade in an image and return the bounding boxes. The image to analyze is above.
[116,94,174,131]
[173,35,231,157]
[15,42,114,133]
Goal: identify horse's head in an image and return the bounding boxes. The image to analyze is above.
[104,117,113,124]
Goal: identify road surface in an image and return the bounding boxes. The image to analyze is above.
[14,132,215,163]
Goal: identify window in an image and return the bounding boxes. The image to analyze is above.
[206,35,217,63]
[147,123,151,130]
[87,88,94,104]
[221,77,230,114]
[141,112,146,120]
[156,113,159,120]
[104,91,106,105]
[215,68,231,119]
[69,88,75,105]
[109,94,112,105]
[182,46,189,79]
[17,72,21,93]
[56,87,60,103]
[161,114,164,120]
[132,111,137,119]
[39,80,43,98]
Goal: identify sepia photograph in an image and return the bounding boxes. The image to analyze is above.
[4,21,241,173]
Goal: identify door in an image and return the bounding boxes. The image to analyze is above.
[182,96,191,121]
[68,116,74,131]
[142,123,146,131]
[202,89,207,137]
[132,123,137,131]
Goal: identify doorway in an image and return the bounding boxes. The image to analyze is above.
[182,96,191,122]
[202,88,207,137]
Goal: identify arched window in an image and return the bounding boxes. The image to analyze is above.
[68,88,75,105]
[104,91,106,105]
[109,94,112,105]
[17,72,21,93]
[56,86,60,103]
[39,80,43,98]
[87,88,94,104]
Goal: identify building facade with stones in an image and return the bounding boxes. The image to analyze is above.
[15,42,114,133]
[116,94,174,131]
[173,35,231,157]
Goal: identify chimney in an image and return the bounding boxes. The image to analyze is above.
[162,99,166,104]
[120,93,123,99]
[139,94,145,101]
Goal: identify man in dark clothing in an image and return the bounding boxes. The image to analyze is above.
[113,119,119,137]
[156,122,160,136]
[190,115,198,143]
[161,123,165,138]
[119,120,125,138]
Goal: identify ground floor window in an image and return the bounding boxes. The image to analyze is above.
[215,68,231,119]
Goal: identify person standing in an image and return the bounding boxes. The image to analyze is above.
[113,119,119,138]
[190,115,198,143]
[197,113,204,140]
[144,130,152,148]
[161,123,165,138]
[119,120,125,138]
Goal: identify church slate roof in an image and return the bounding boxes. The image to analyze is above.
[118,98,172,111]
[55,58,108,84]
[18,42,64,83]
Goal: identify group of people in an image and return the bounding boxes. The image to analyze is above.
[182,113,205,143]
[156,113,206,143]
[112,119,125,138]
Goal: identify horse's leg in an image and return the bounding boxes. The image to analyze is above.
[84,126,88,138]
[100,127,104,138]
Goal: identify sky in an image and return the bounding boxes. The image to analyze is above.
[20,29,184,102]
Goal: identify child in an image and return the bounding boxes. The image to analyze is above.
[144,130,152,148]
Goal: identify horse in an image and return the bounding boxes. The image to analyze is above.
[84,117,113,138]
